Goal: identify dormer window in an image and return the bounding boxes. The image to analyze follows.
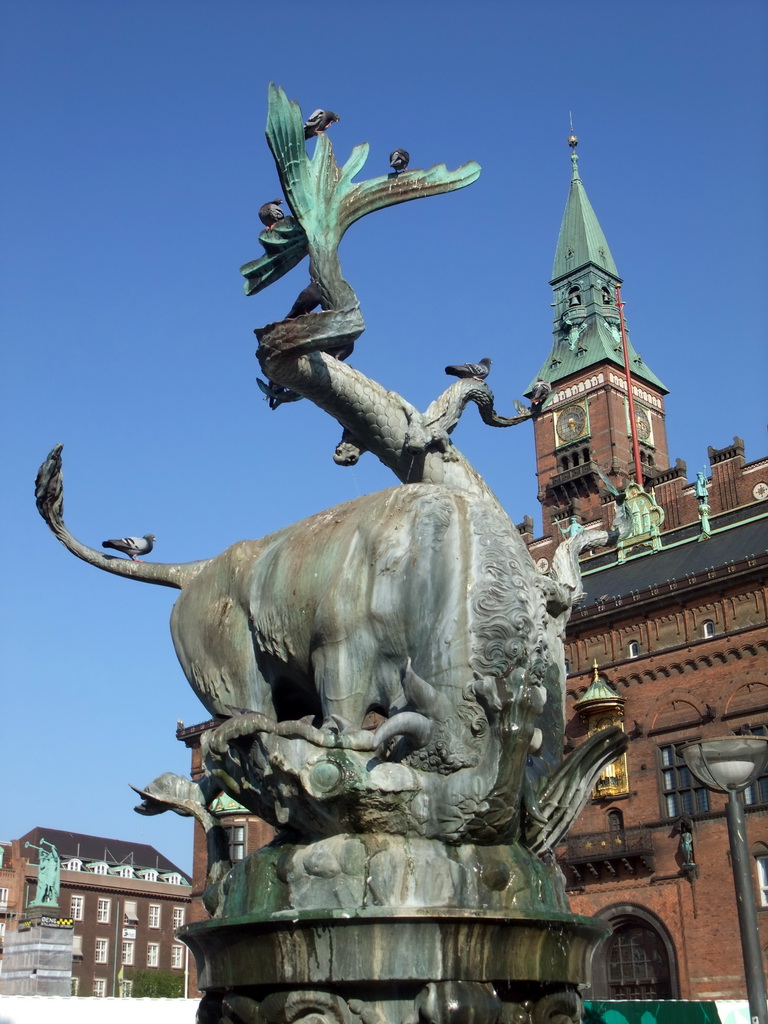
[62,858,82,872]
[139,869,158,883]
[87,861,109,875]
[114,865,134,879]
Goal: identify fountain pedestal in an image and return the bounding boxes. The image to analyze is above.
[182,837,609,1023]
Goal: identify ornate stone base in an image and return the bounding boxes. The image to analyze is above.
[183,910,606,1023]
[182,837,607,1023]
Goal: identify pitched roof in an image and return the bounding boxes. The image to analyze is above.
[530,314,668,393]
[578,515,768,607]
[19,827,190,881]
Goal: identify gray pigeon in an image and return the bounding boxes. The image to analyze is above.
[258,198,284,231]
[530,380,552,407]
[444,357,492,381]
[389,149,410,174]
[285,282,323,320]
[102,534,156,561]
[303,109,340,139]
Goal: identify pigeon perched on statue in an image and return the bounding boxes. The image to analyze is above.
[444,357,492,381]
[530,380,552,409]
[285,282,323,320]
[303,110,340,139]
[258,198,284,231]
[257,378,304,411]
[102,534,155,561]
[389,149,410,174]
[514,380,552,417]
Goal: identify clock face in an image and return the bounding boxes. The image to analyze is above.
[634,408,651,440]
[556,403,588,442]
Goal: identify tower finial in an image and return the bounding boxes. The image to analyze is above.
[568,111,578,150]
[567,114,579,178]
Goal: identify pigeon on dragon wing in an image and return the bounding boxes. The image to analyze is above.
[389,149,410,174]
[303,109,340,139]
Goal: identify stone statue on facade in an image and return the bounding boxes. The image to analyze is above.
[35,85,629,1023]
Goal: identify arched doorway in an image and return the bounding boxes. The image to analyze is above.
[591,906,678,999]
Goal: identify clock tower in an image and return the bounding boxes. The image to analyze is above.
[527,138,670,539]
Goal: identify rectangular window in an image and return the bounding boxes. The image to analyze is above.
[97,897,111,924]
[122,979,133,998]
[743,726,768,806]
[148,904,161,929]
[172,906,185,930]
[0,921,6,939]
[70,977,80,996]
[94,938,109,963]
[147,942,160,967]
[757,857,768,908]
[70,895,84,921]
[121,940,134,965]
[93,978,106,997]
[0,887,8,907]
[123,900,139,924]
[658,744,710,817]
[171,944,184,969]
[72,934,83,957]
[226,824,246,862]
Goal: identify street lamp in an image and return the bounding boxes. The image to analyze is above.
[681,738,768,1024]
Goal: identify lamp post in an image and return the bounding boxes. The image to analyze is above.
[681,738,768,1024]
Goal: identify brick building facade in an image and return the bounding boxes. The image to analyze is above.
[0,828,193,998]
[517,138,768,1001]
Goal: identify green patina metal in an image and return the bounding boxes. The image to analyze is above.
[527,146,667,396]
[241,84,481,313]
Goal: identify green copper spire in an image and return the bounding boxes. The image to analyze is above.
[527,137,667,395]
[551,141,618,281]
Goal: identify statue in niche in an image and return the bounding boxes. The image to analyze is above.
[35,85,629,1023]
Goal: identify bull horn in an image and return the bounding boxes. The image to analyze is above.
[373,711,433,753]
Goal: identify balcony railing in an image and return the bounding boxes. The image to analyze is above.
[558,827,655,882]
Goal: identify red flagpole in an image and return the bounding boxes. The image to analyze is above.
[615,283,643,489]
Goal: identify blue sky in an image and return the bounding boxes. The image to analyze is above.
[2,1,766,874]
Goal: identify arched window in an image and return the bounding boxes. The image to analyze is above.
[601,286,612,305]
[606,924,673,999]
[607,809,624,833]
[628,641,639,659]
[568,286,582,307]
[702,620,715,639]
[591,908,678,1000]
[564,660,571,676]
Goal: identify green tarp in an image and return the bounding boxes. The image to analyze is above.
[584,1002,722,1023]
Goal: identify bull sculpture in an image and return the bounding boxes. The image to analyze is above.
[36,445,625,874]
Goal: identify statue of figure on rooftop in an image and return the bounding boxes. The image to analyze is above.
[25,839,60,907]
[695,470,708,501]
